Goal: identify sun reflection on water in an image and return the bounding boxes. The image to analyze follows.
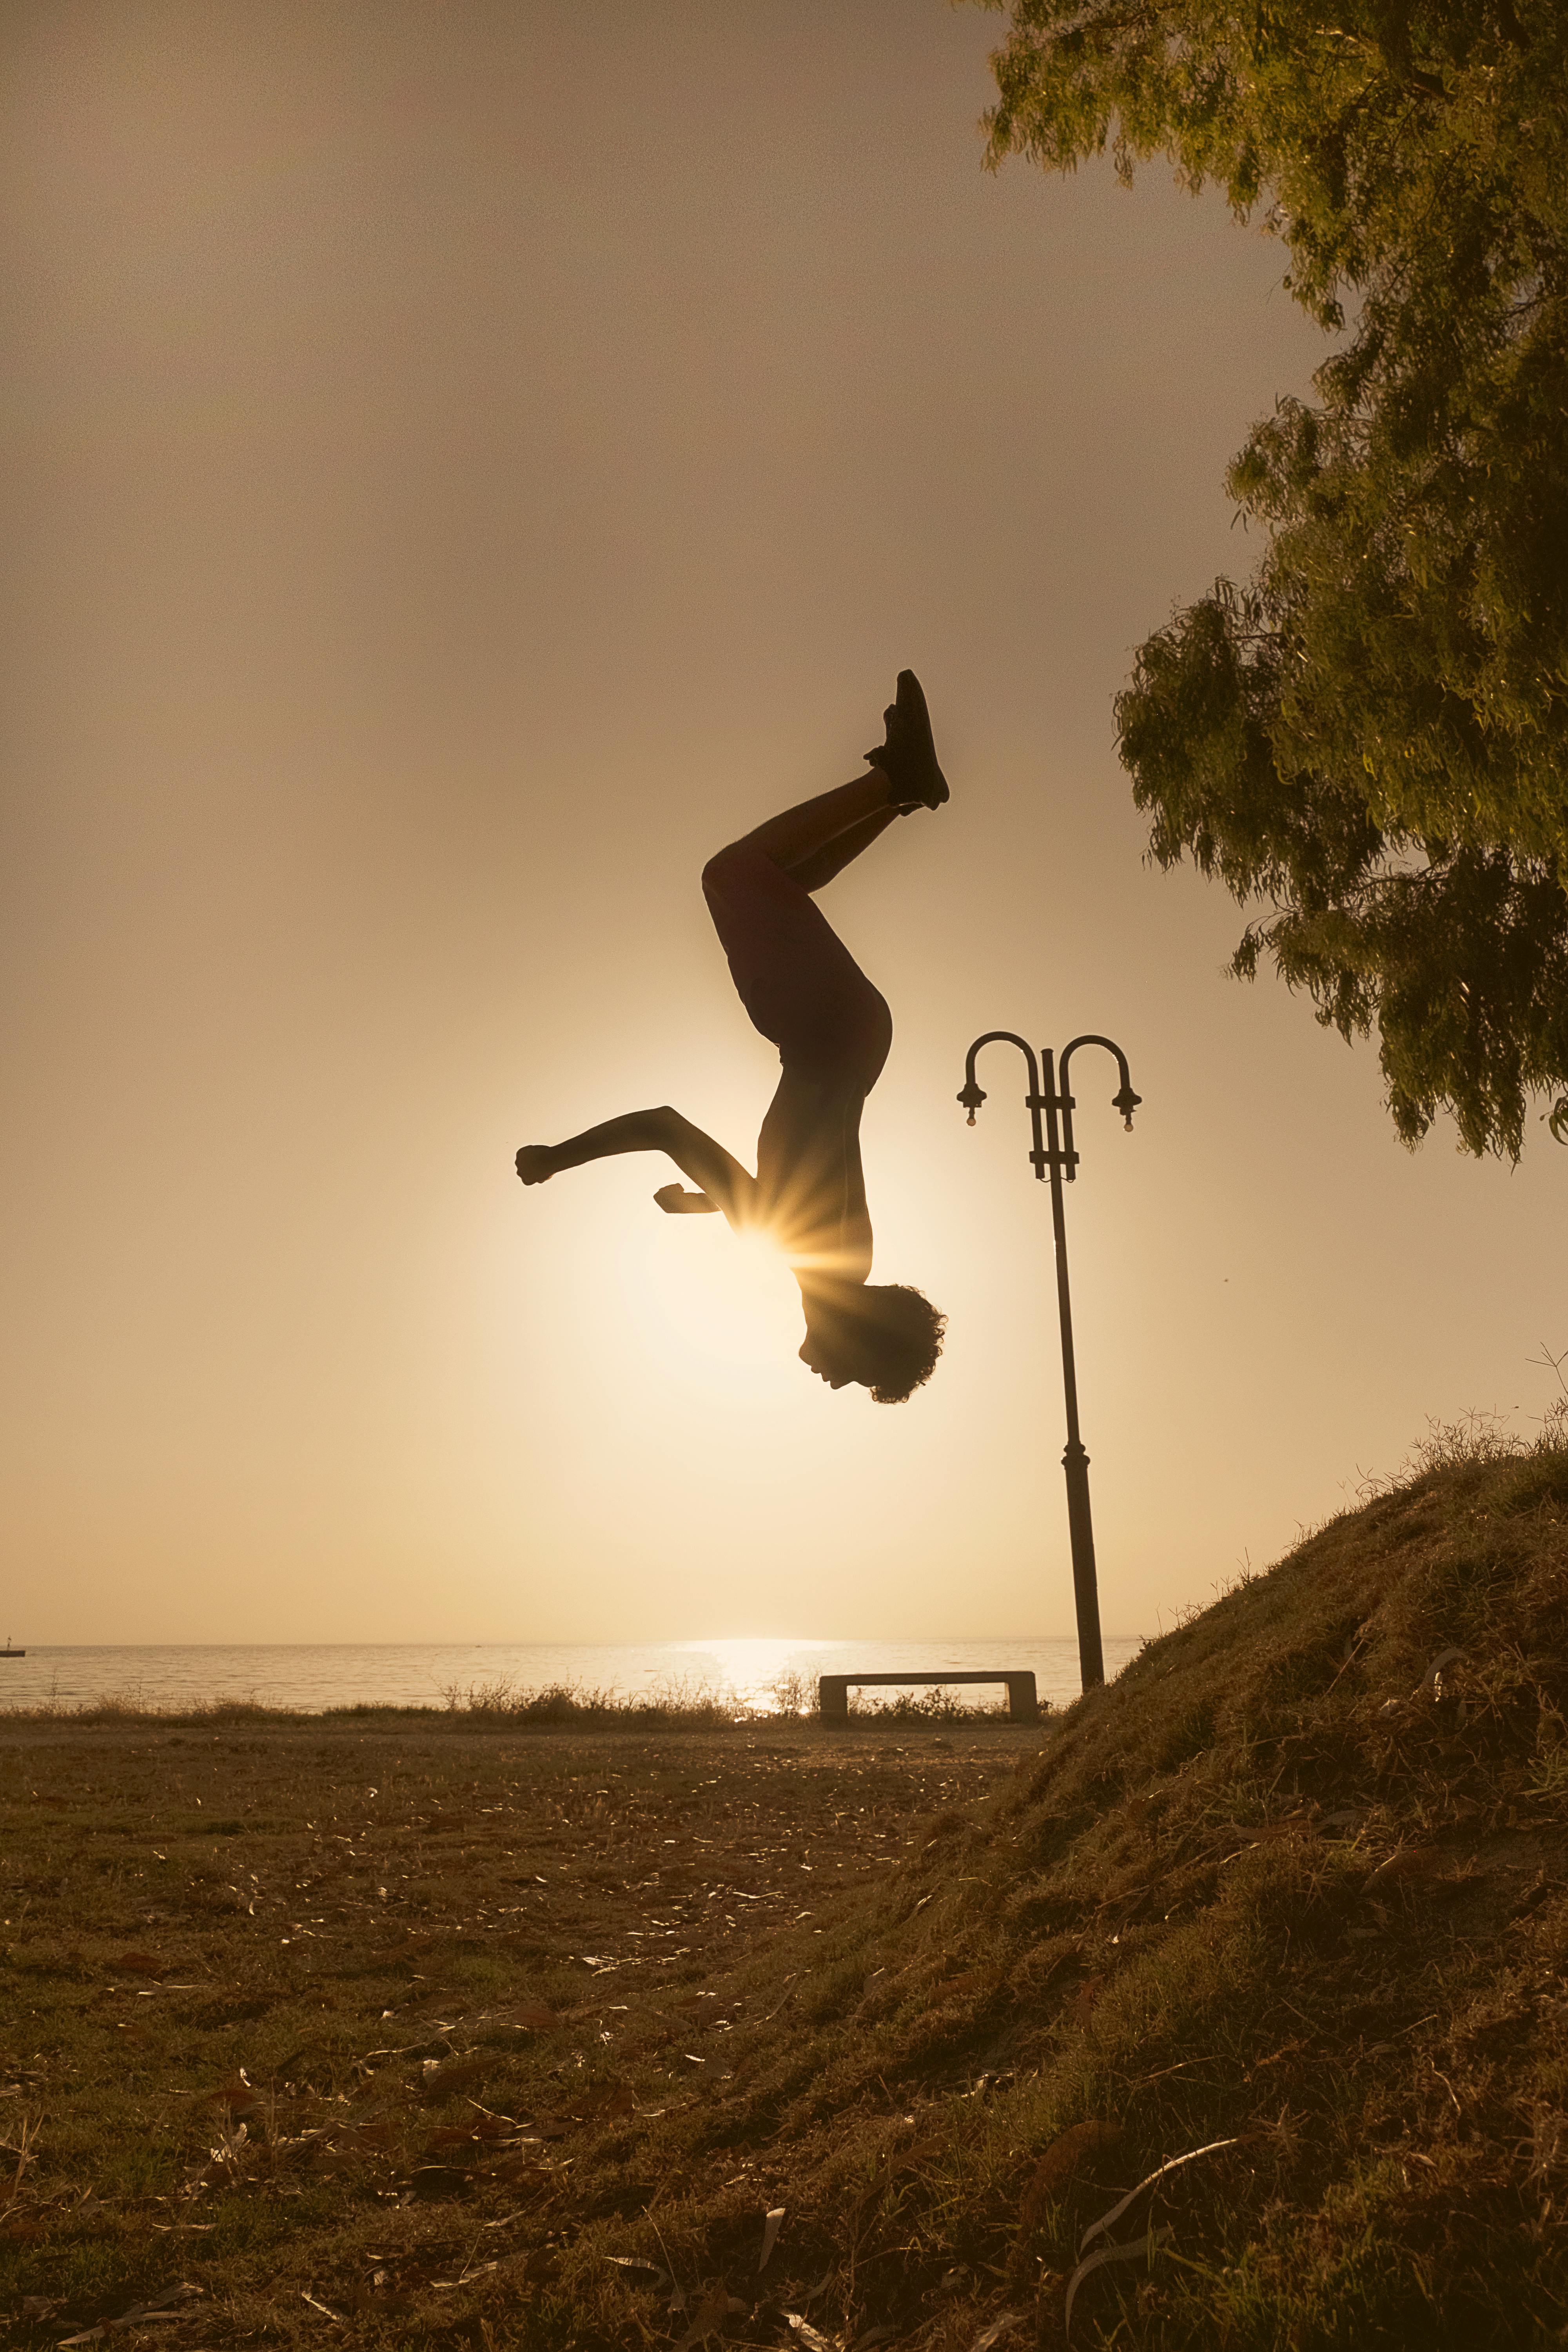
[660,1633,844,1713]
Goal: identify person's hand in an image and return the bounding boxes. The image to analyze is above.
[654,1184,717,1213]
[515,1145,558,1185]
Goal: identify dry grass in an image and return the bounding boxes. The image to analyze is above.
[0,1707,1034,2348]
[10,1677,1014,1734]
[5,1430,1568,2347]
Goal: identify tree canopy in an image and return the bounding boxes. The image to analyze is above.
[979,0,1568,1155]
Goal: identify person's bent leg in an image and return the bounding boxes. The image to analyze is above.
[717,768,898,882]
[783,805,899,893]
[701,837,891,1083]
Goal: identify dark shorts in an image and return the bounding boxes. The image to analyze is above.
[702,844,893,1091]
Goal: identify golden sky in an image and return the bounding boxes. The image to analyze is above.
[5,1,1562,1648]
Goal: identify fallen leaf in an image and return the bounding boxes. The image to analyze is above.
[501,2000,558,2031]
[431,2260,499,2288]
[425,2126,485,2153]
[65,2284,205,2340]
[463,2110,519,2137]
[488,2158,562,2194]
[405,2163,473,2201]
[1422,1647,1465,1696]
[970,2314,1022,2352]
[1364,1847,1441,1889]
[197,2120,249,2183]
[208,2072,262,2120]
[1063,2228,1172,2341]
[1080,2136,1254,2255]
[571,2081,635,2120]
[784,2315,841,2352]
[321,2120,397,2159]
[931,1971,986,2002]
[376,1936,434,1964]
[1244,2038,1307,2080]
[421,2057,487,2100]
[1219,1816,1316,1846]
[675,2279,745,2350]
[890,2126,950,2177]
[604,2255,670,2284]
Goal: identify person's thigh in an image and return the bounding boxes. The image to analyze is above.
[702,846,892,1090]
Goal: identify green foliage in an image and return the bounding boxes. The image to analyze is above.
[978,0,1568,1154]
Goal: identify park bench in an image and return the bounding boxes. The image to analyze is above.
[816,1670,1038,1725]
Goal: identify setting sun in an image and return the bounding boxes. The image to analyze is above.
[609,1218,804,1390]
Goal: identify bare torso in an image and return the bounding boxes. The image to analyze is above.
[754,1065,873,1285]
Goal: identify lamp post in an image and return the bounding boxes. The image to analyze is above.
[958,1032,1142,1693]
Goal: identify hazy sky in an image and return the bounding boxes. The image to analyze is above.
[5,1,1563,1650]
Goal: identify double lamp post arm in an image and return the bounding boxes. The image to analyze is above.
[958,1032,1141,1692]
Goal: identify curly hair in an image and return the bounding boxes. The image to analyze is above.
[849,1283,948,1405]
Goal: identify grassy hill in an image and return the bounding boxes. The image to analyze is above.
[565,1423,1568,2349]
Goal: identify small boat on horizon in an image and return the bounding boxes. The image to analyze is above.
[1,1637,24,1657]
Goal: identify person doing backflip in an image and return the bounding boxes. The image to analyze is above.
[516,671,951,1402]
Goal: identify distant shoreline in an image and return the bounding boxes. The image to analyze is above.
[0,1633,1147,1720]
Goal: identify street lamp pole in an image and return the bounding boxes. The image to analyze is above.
[958,1032,1142,1693]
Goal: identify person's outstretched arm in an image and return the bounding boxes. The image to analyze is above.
[516,1107,757,1231]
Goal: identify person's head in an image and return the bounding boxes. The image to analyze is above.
[798,1281,947,1403]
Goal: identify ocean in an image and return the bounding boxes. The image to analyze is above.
[0,1634,1147,1717]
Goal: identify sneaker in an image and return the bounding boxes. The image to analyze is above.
[864,669,949,810]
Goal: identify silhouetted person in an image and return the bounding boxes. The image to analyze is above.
[517,671,950,1401]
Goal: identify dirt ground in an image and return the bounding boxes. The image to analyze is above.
[0,1711,1042,2347]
